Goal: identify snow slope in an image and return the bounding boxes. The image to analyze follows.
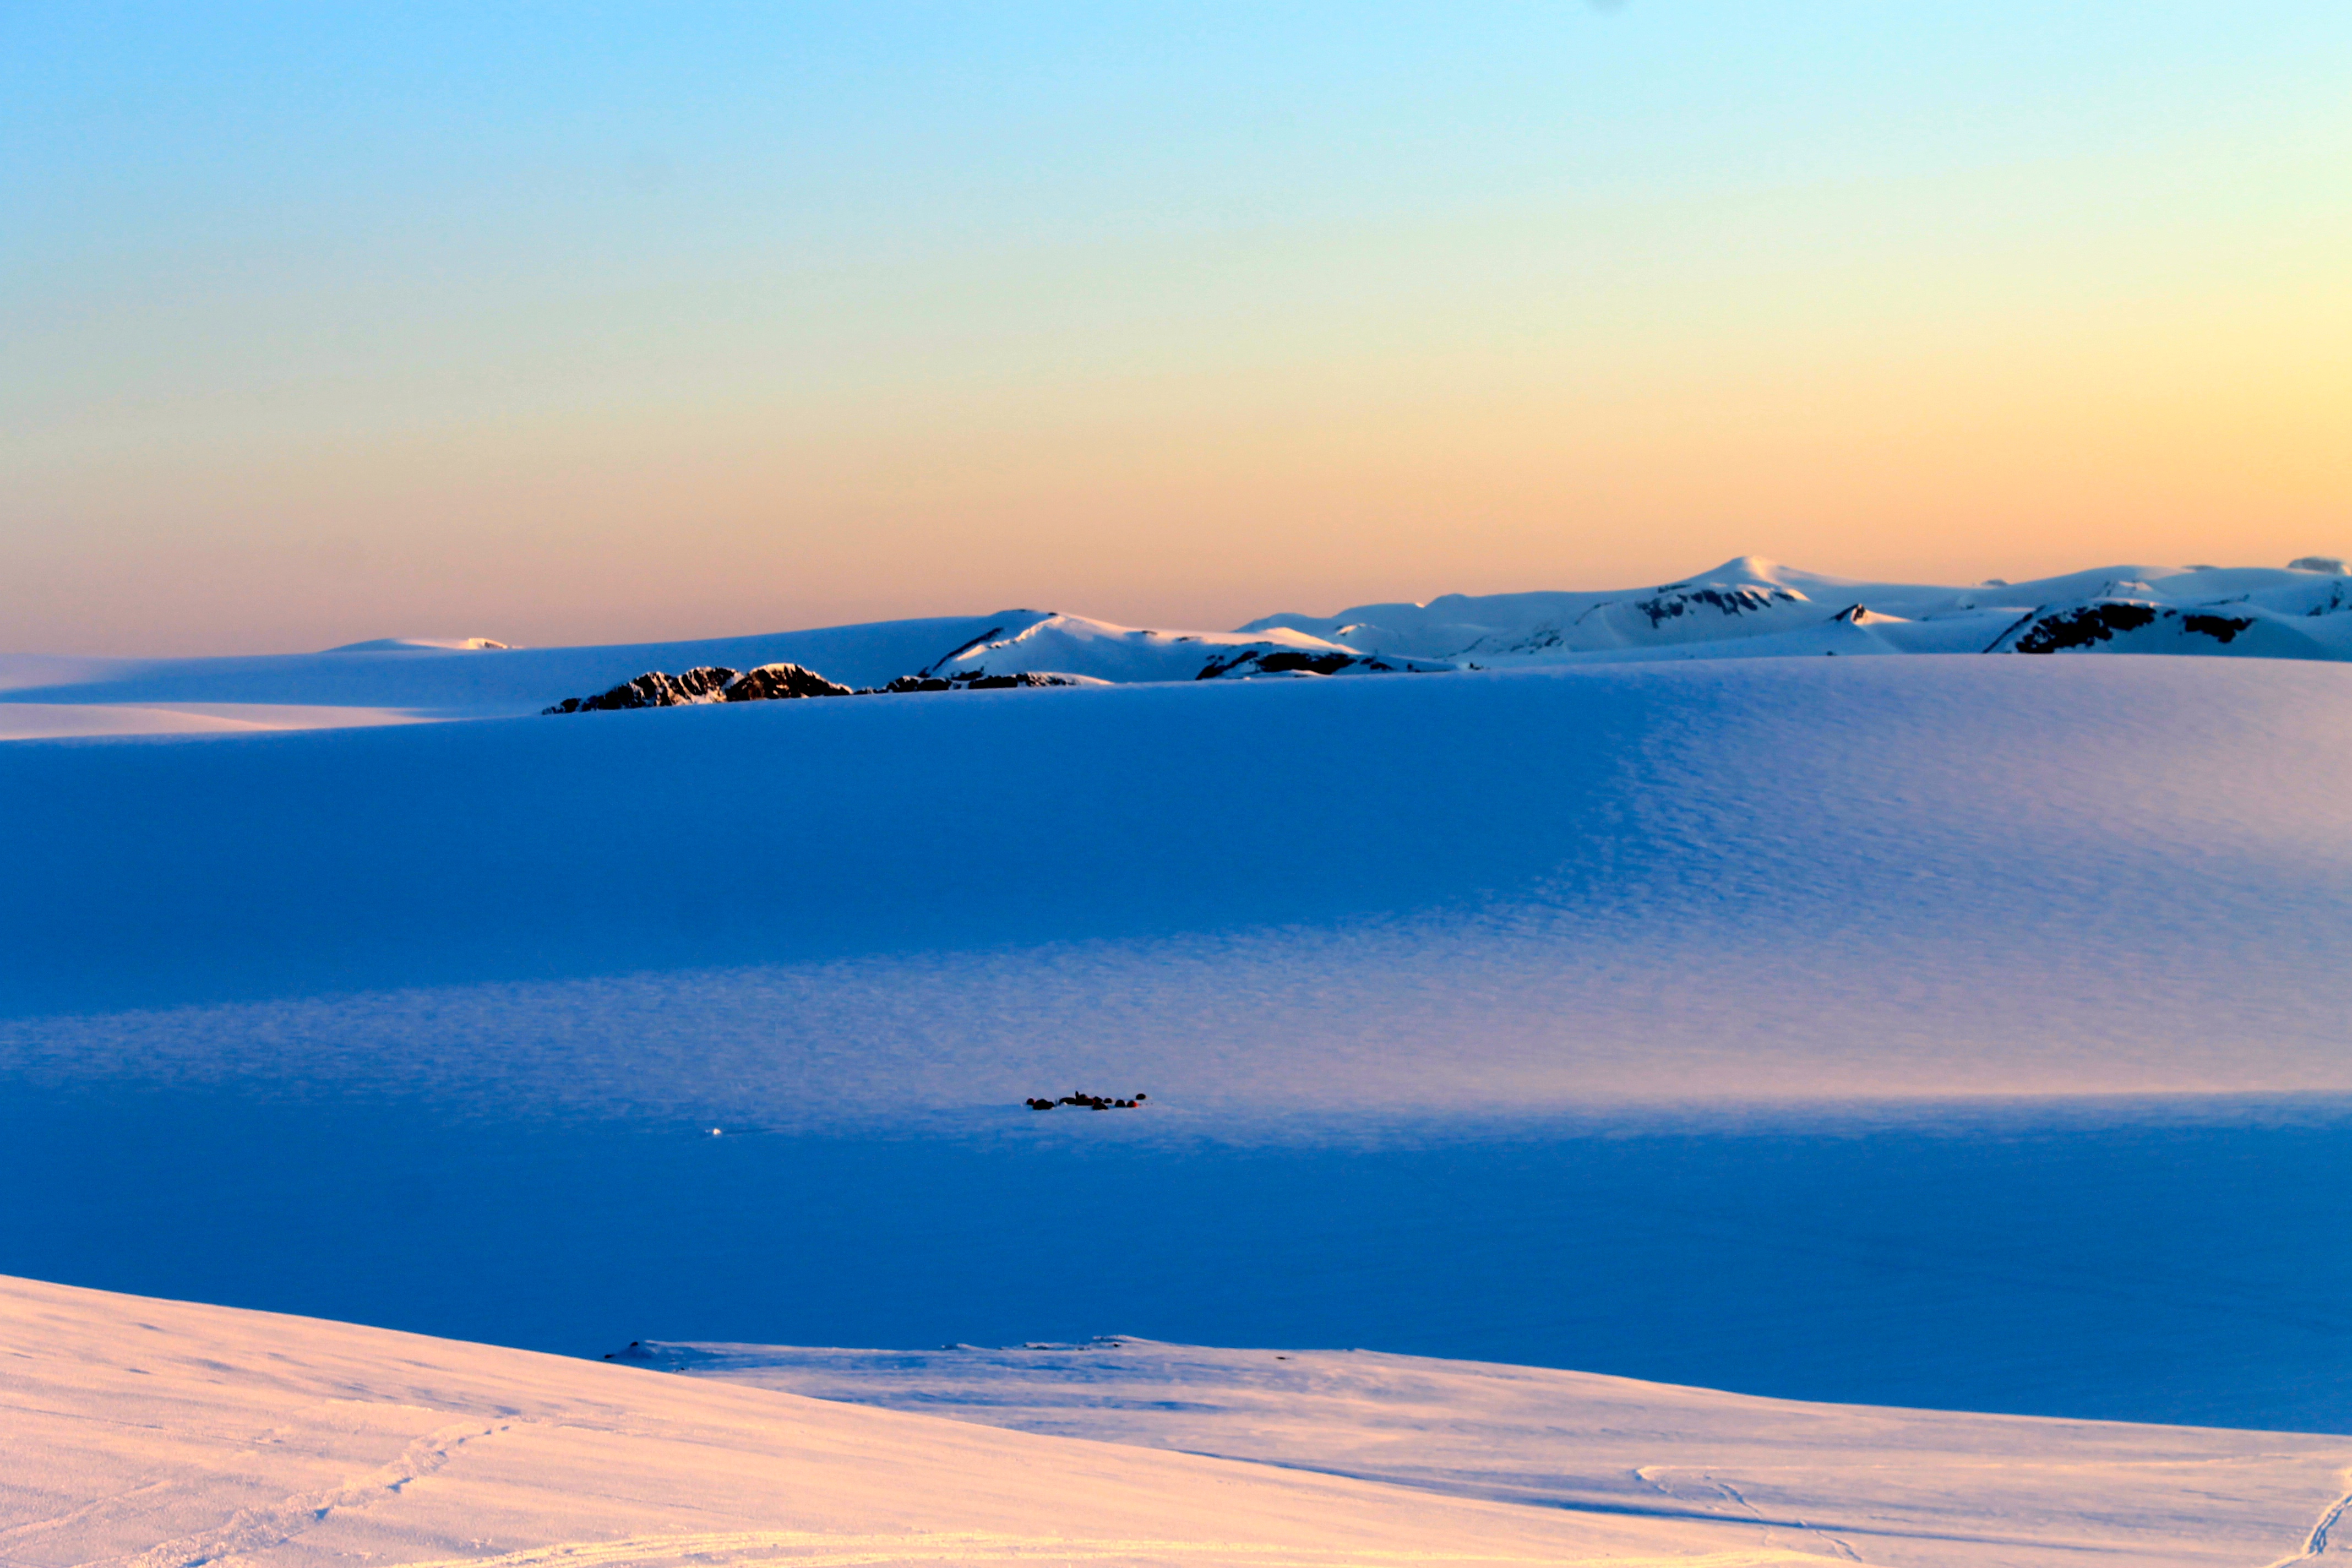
[0,1273,1781,1568]
[644,1336,2352,1568]
[7,1271,2349,1568]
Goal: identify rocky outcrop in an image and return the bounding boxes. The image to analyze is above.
[2011,602,2159,654]
[727,663,857,700]
[2179,612,2255,644]
[545,666,739,712]
[1631,582,1805,627]
[543,662,1102,712]
[545,662,851,714]
[1195,649,1415,679]
[2003,601,2256,654]
[880,671,1094,692]
[1027,1091,1147,1110]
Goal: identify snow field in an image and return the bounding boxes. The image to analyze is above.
[4,657,2347,1113]
[0,1273,1783,1568]
[644,1336,2352,1568]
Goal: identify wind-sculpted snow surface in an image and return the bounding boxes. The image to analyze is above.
[2,657,2348,1122]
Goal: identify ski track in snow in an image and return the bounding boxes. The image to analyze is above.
[2269,1473,2352,1566]
[379,1533,1689,1567]
[93,1422,511,1568]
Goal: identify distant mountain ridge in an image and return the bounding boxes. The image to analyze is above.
[525,554,2352,715]
[1242,554,2352,667]
[3,555,2348,739]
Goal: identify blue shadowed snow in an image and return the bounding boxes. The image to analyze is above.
[0,1086,2344,1434]
[2,658,2346,1108]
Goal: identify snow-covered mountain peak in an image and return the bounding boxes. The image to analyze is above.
[322,636,512,653]
[922,611,1425,685]
[1679,553,1808,587]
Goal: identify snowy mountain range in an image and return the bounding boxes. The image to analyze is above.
[1248,555,2352,665]
[4,555,2347,739]
[640,554,2352,695]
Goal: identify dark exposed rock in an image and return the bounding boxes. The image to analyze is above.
[878,671,1086,692]
[725,663,853,700]
[2179,613,2254,644]
[2008,600,2259,654]
[1027,1091,1146,1111]
[1631,583,1804,627]
[546,661,850,714]
[1195,649,1403,679]
[543,666,739,713]
[2012,601,2159,654]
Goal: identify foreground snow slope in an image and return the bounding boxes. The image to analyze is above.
[0,1274,1783,1568]
[4,657,2346,1113]
[649,1337,2352,1568]
[7,1271,2347,1568]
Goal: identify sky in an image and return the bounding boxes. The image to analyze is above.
[4,3,2349,655]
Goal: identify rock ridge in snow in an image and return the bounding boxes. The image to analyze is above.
[544,662,855,712]
[541,661,1107,713]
